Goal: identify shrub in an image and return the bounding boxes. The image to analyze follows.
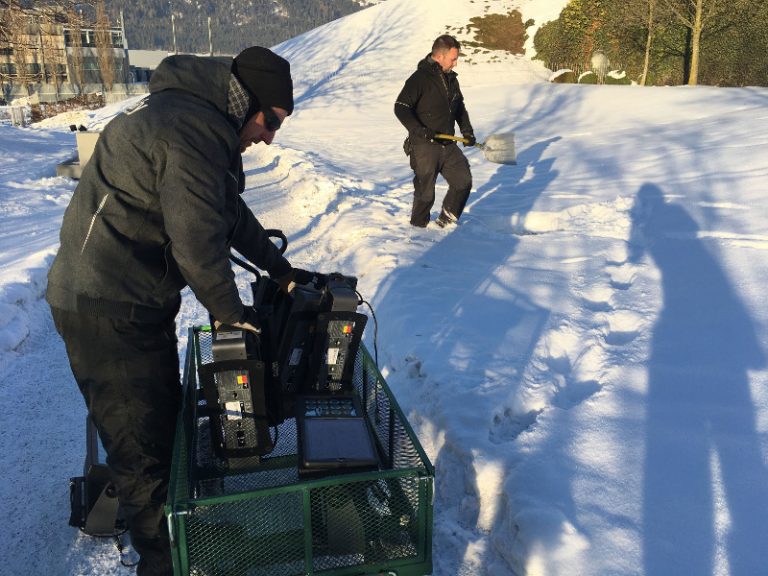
[550,69,577,83]
[605,70,631,85]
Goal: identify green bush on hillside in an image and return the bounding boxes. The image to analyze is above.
[550,70,577,83]
[532,0,768,86]
[605,71,631,85]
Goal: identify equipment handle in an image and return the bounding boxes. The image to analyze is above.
[228,228,288,280]
[434,133,469,144]
[266,229,288,254]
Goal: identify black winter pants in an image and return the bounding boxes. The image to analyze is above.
[409,141,472,227]
[52,307,181,576]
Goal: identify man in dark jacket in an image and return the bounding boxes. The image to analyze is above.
[395,35,475,228]
[47,46,296,575]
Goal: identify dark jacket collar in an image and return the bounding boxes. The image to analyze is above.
[417,54,458,80]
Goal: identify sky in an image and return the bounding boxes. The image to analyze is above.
[2,0,768,574]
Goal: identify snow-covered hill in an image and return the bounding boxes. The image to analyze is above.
[2,0,768,575]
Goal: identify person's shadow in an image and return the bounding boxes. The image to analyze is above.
[630,183,768,574]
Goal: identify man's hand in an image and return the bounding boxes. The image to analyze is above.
[214,307,261,334]
[462,133,476,147]
[421,126,435,141]
[276,269,297,294]
[276,268,318,294]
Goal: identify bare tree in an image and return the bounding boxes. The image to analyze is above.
[0,1,15,46]
[0,2,15,90]
[640,0,657,85]
[94,0,114,90]
[608,0,668,85]
[658,0,731,85]
[66,6,84,92]
[9,3,33,91]
[38,5,66,89]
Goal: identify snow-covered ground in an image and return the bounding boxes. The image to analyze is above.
[2,0,768,574]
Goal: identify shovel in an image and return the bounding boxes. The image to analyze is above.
[435,132,517,165]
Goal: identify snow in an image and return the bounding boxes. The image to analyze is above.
[2,0,768,574]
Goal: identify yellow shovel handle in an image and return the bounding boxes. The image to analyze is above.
[434,133,469,144]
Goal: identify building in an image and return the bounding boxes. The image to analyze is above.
[0,1,129,98]
[127,49,170,83]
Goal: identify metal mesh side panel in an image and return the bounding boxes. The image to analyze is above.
[185,493,305,576]
[169,332,197,504]
[195,465,300,499]
[194,416,299,497]
[170,327,434,576]
[310,476,421,572]
[354,352,425,471]
[198,331,215,365]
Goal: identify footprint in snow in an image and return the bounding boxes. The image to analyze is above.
[607,263,639,290]
[580,285,614,312]
[489,407,541,444]
[552,379,603,410]
[405,355,426,379]
[601,309,644,345]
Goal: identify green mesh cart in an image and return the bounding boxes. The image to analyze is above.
[166,326,434,576]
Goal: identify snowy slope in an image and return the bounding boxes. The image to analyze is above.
[2,0,768,574]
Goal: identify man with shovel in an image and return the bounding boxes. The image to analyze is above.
[395,34,475,228]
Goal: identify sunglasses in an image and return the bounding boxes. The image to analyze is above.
[262,107,283,132]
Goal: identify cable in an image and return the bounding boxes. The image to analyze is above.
[356,291,379,370]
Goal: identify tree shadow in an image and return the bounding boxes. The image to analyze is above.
[630,183,768,574]
[278,6,424,107]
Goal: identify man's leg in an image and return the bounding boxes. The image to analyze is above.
[52,307,181,576]
[409,143,441,227]
[439,144,473,222]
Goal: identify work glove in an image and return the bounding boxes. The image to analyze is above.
[420,126,435,141]
[462,133,476,147]
[234,306,262,334]
[276,269,296,294]
[275,267,319,294]
[292,268,319,287]
[214,306,261,335]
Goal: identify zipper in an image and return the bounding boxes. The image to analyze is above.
[226,169,242,247]
[439,72,451,113]
[80,193,110,254]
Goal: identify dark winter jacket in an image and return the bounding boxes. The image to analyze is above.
[46,55,291,325]
[394,54,474,144]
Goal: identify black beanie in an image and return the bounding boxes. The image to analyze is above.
[232,46,294,116]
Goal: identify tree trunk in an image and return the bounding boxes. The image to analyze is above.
[688,0,703,85]
[95,0,115,91]
[10,10,30,91]
[641,0,656,85]
[68,9,84,92]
